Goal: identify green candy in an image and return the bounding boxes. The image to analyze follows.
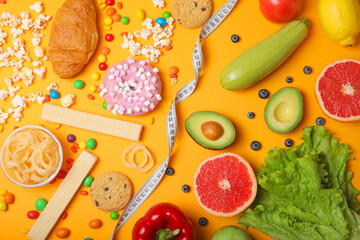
[35,198,47,211]
[83,176,93,187]
[110,212,119,220]
[102,101,108,110]
[74,80,85,89]
[121,16,129,25]
[162,11,171,19]
[86,138,97,150]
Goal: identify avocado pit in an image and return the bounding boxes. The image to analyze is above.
[201,121,224,141]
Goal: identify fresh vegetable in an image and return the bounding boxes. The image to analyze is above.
[132,203,194,240]
[259,0,302,23]
[220,18,309,91]
[318,0,360,47]
[264,87,303,134]
[239,126,360,240]
[211,225,251,240]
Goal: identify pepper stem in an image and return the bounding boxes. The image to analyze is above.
[156,228,180,240]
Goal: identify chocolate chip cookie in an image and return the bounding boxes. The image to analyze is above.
[90,171,133,212]
[172,0,213,28]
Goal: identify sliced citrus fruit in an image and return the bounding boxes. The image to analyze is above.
[316,59,360,121]
[193,153,257,217]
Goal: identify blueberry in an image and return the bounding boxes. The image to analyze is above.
[182,184,190,193]
[316,117,325,126]
[258,89,269,99]
[285,139,294,147]
[286,76,293,83]
[247,112,255,119]
[231,34,240,43]
[303,66,312,74]
[198,217,208,226]
[251,141,261,151]
[166,167,174,176]
[67,134,76,143]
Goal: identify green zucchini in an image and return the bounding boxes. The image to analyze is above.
[220,18,310,91]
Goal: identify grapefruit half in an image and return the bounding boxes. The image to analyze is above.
[316,59,360,121]
[193,153,257,217]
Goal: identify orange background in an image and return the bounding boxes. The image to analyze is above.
[1,0,360,239]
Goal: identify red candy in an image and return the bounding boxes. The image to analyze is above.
[56,170,68,179]
[120,32,128,37]
[27,210,39,219]
[61,212,68,220]
[117,2,123,9]
[66,158,74,164]
[71,146,77,153]
[170,74,177,78]
[49,178,57,184]
[99,62,108,71]
[13,126,19,130]
[0,0,7,4]
[66,164,73,171]
[80,190,88,196]
[87,94,95,100]
[105,34,114,42]
[73,143,79,149]
[44,95,50,102]
[106,0,115,6]
[165,45,173,51]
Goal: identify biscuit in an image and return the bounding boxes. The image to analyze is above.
[90,171,133,212]
[172,0,213,28]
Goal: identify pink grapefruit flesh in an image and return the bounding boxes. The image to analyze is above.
[193,153,257,217]
[316,59,360,121]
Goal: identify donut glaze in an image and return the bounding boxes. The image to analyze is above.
[100,57,162,116]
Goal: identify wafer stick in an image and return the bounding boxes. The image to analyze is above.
[27,151,97,240]
[41,103,142,141]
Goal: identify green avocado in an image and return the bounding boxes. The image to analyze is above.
[264,87,303,134]
[185,111,235,150]
[211,225,252,240]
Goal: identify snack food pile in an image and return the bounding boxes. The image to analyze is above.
[1,0,360,240]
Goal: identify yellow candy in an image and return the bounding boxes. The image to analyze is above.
[36,123,43,127]
[21,229,29,234]
[98,55,107,63]
[100,3,107,9]
[0,189,6,196]
[54,123,61,130]
[136,9,145,20]
[97,0,102,4]
[91,72,100,81]
[104,26,112,30]
[0,125,3,133]
[0,200,7,211]
[89,84,97,93]
[148,117,154,125]
[168,100,173,107]
[101,0,105,3]
[104,17,113,26]
[79,141,87,150]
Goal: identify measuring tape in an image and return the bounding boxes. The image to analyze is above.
[110,0,239,238]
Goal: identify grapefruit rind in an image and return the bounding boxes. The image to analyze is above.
[315,59,360,122]
[193,153,257,217]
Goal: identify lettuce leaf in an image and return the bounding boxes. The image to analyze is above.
[239,126,360,240]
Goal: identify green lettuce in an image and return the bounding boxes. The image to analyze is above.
[239,126,360,240]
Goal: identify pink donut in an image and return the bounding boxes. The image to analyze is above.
[100,56,162,116]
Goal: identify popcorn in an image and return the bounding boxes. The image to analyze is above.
[20,11,30,19]
[0,29,7,45]
[11,27,24,38]
[0,90,9,101]
[0,108,9,124]
[34,46,44,58]
[46,83,58,92]
[30,2,44,13]
[33,67,46,79]
[26,92,45,104]
[11,95,26,108]
[61,94,76,108]
[152,0,165,8]
[8,106,24,121]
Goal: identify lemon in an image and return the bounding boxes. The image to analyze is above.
[318,0,360,47]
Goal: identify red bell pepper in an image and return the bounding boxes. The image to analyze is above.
[132,203,195,240]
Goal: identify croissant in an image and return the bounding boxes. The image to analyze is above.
[49,0,98,79]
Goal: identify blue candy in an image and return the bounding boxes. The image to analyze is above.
[49,90,60,99]
[156,17,167,27]
[84,238,93,240]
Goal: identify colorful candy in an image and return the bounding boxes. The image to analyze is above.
[49,90,60,99]
[87,94,95,100]
[83,176,93,187]
[71,146,77,153]
[0,125,3,133]
[89,84,97,93]
[102,101,108,109]
[67,134,76,143]
[3,192,14,204]
[86,138,97,150]
[136,9,145,20]
[105,0,115,6]
[117,2,122,9]
[165,45,173,51]
[35,198,47,211]
[91,72,100,81]
[170,66,179,74]
[104,17,113,26]
[100,47,110,55]
[79,141,87,150]
[66,164,73,171]
[66,158,74,164]
[162,11,171,19]
[99,62,108,71]
[0,200,7,211]
[61,212,68,220]
[112,14,121,22]
[74,80,85,89]
[27,210,39,219]
[121,16,130,25]
[0,189,6,195]
[55,228,70,238]
[106,7,116,16]
[110,211,119,220]
[56,170,68,179]
[105,34,114,42]
[156,17,167,27]
[89,219,102,229]
[148,117,154,125]
[54,123,61,129]
[80,190,88,195]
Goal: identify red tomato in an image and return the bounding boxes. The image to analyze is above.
[259,0,302,23]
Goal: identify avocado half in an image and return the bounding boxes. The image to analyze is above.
[264,87,303,134]
[185,111,236,150]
